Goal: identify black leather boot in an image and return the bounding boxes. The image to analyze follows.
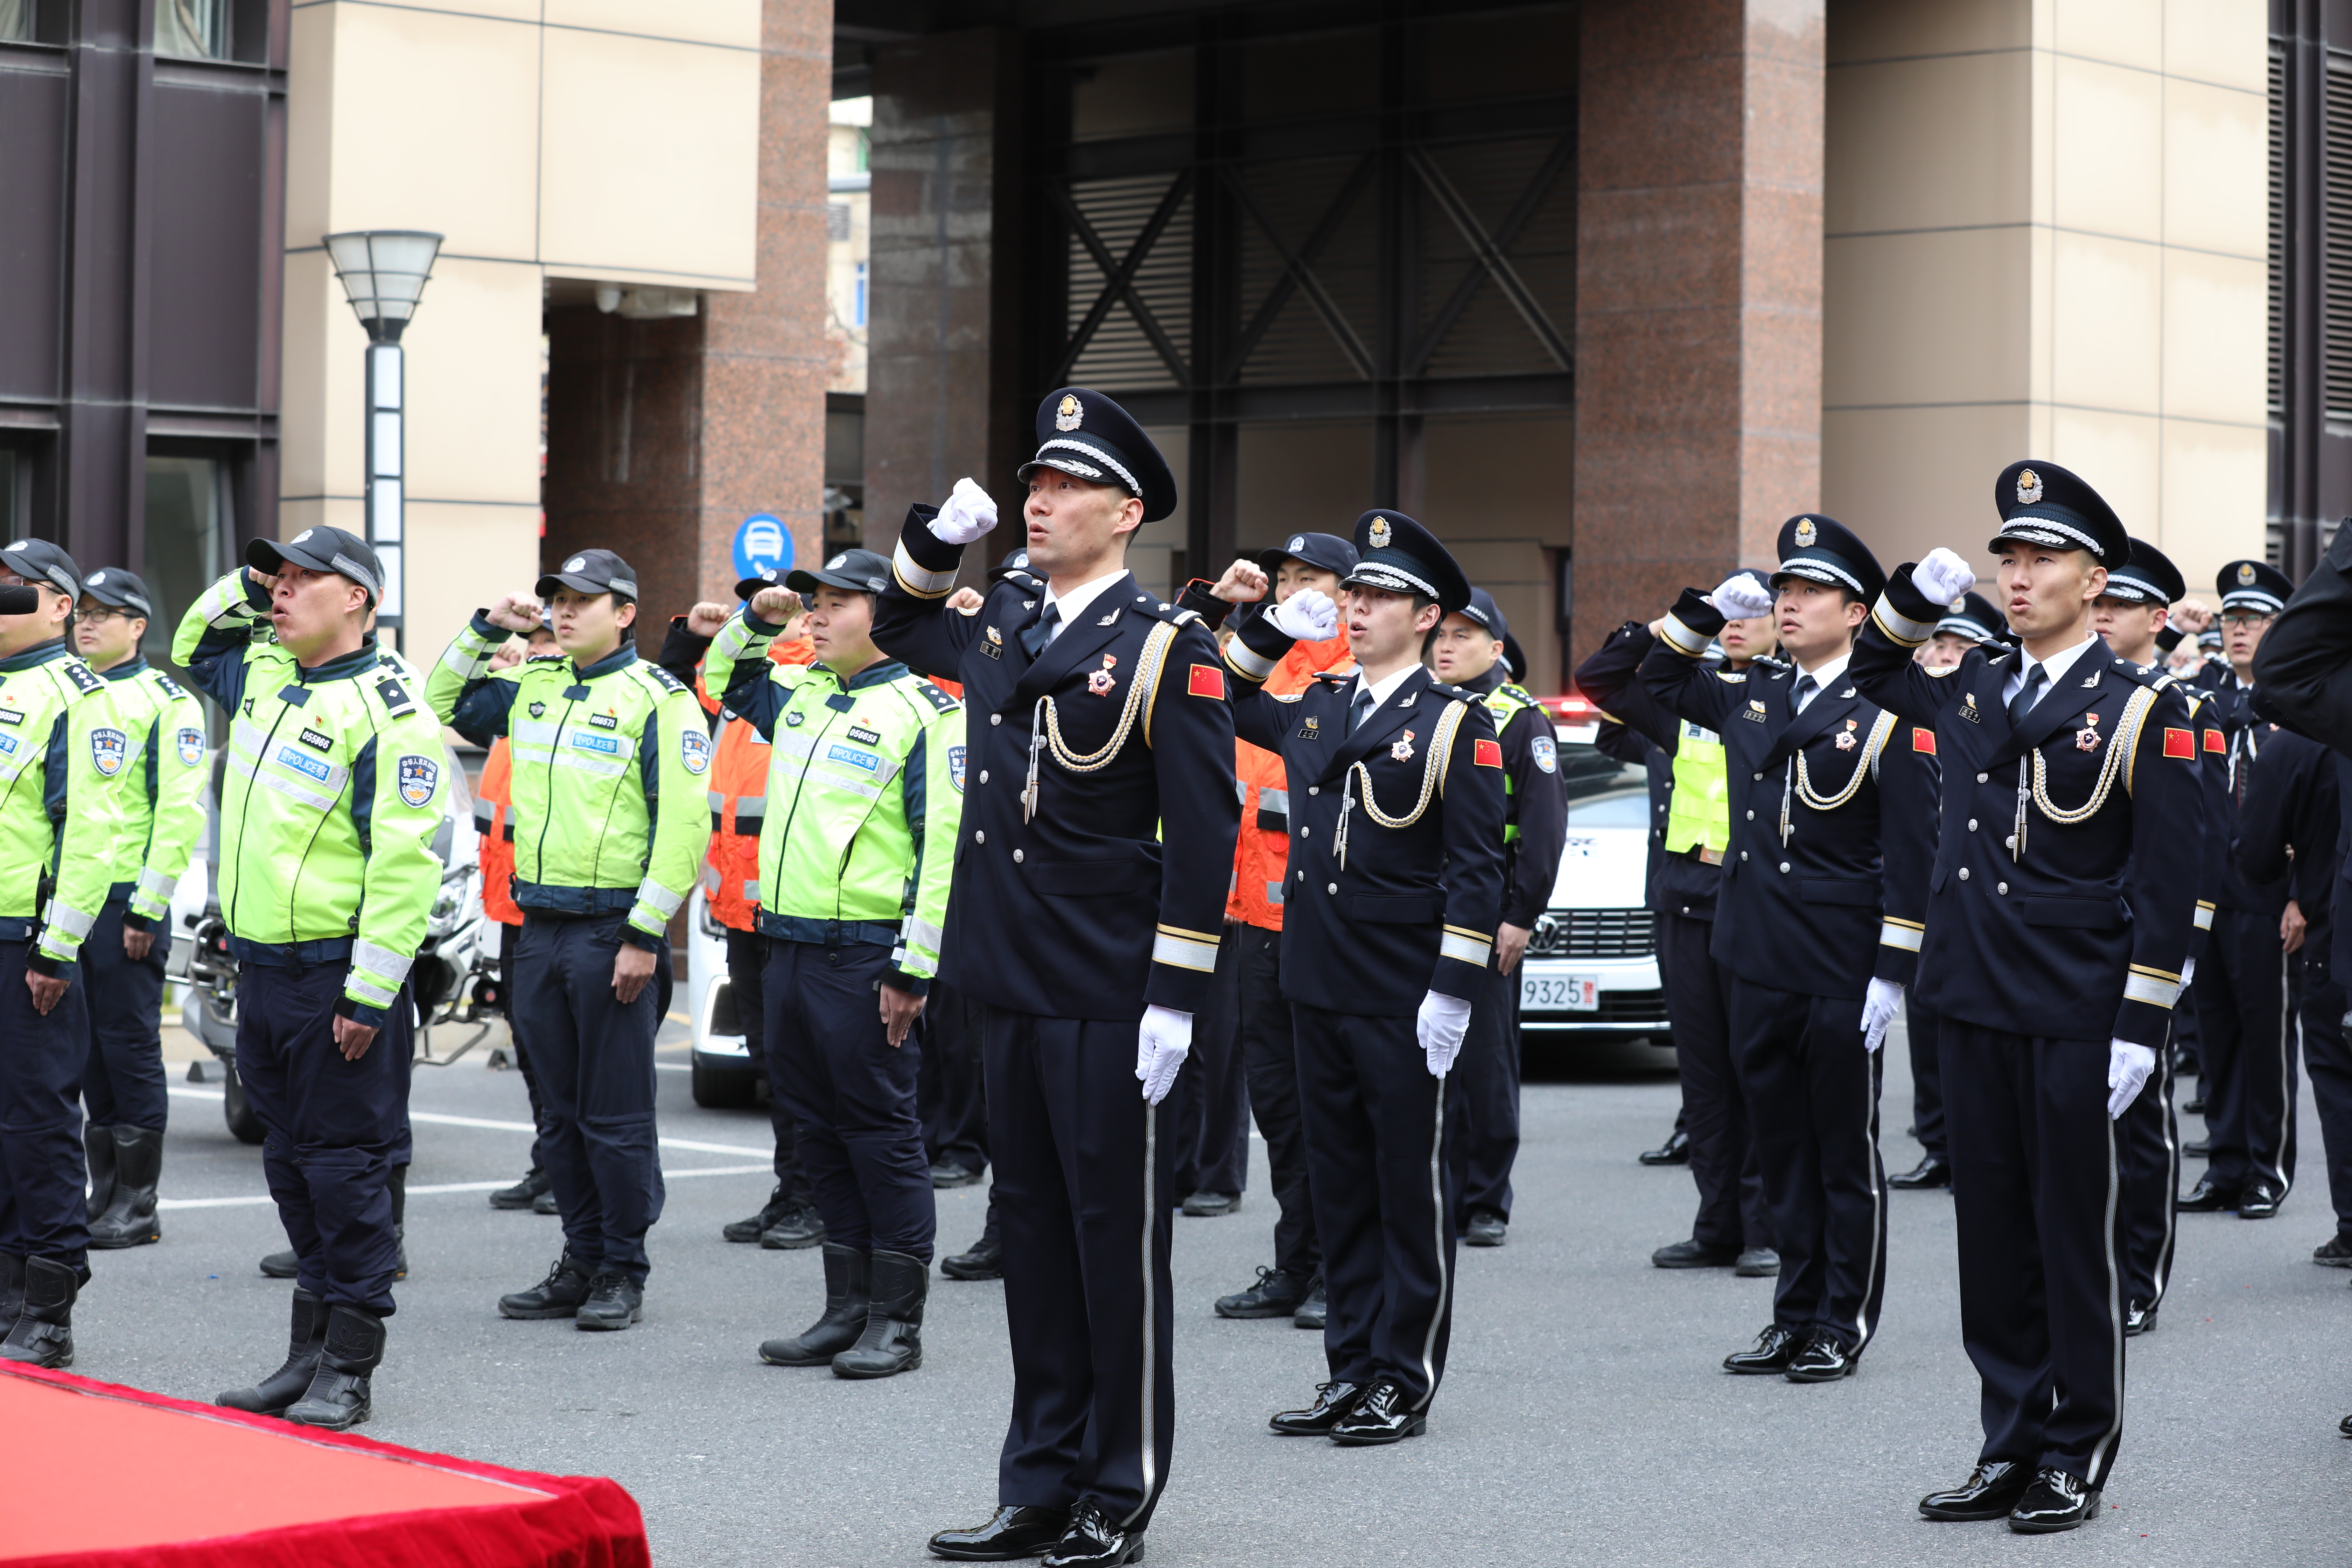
[490,1167,551,1210]
[218,1289,328,1416]
[0,1256,79,1368]
[390,1164,408,1280]
[259,1247,298,1278]
[0,1252,24,1334]
[833,1249,926,1378]
[282,1305,384,1431]
[758,1244,868,1365]
[83,1123,117,1221]
[499,1253,596,1319]
[90,1125,163,1249]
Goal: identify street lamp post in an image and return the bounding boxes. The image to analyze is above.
[322,230,443,647]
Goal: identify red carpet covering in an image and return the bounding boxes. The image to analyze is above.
[0,1363,649,1568]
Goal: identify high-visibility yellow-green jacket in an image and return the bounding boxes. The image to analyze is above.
[1663,718,1731,855]
[428,614,709,948]
[0,638,125,978]
[94,657,208,928]
[174,571,448,1024]
[702,608,962,990]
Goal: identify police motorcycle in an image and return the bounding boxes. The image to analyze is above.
[172,740,500,1143]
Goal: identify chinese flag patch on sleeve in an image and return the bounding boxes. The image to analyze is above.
[1474,738,1504,768]
[2162,727,2196,760]
[2203,729,2224,754]
[1187,664,1225,700]
[1911,727,1936,754]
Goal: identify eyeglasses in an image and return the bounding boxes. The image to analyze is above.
[2219,612,2274,629]
[76,604,139,624]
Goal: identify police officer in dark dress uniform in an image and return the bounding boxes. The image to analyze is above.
[2179,559,2297,1218]
[1851,462,2203,1532]
[880,391,1237,1568]
[1205,509,1504,1447]
[1640,516,1938,1382]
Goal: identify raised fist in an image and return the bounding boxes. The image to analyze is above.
[1270,588,1338,643]
[686,601,732,637]
[486,592,544,634]
[1707,573,1774,622]
[1913,548,1977,606]
[930,477,999,546]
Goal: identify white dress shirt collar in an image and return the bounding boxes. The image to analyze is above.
[1039,569,1130,645]
[1789,651,1851,711]
[1351,663,1420,712]
[2003,631,2100,703]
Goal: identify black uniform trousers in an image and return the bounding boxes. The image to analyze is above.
[1941,1022,2128,1490]
[1173,924,1251,1200]
[727,925,813,1209]
[497,919,548,1176]
[1292,1003,1460,1410]
[0,940,92,1275]
[1455,955,1520,1223]
[2194,906,2296,1195]
[982,1006,1175,1533]
[1659,912,1771,1250]
[2119,1026,2180,1315]
[1237,924,1317,1279]
[2290,931,2348,1238]
[513,913,670,1282]
[235,960,409,1314]
[1729,980,1886,1351]
[919,978,988,1180]
[762,939,934,1260]
[1905,1000,1946,1161]
[80,894,169,1131]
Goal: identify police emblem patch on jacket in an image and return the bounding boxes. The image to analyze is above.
[90,726,128,776]
[397,754,441,808]
[680,729,711,775]
[948,743,967,792]
[1532,733,1558,773]
[176,727,204,766]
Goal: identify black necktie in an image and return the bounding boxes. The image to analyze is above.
[2008,664,2046,724]
[1349,688,1374,735]
[1019,601,1060,659]
[1792,674,1816,713]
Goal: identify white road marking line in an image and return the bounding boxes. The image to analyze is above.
[165,1086,771,1158]
[154,1164,772,1211]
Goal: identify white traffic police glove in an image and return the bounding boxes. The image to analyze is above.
[929,476,999,546]
[1269,588,1338,642]
[2106,1040,2157,1120]
[1861,978,1904,1054]
[1913,547,1977,606]
[1707,573,1774,622]
[1417,990,1473,1077]
[1136,1005,1194,1106]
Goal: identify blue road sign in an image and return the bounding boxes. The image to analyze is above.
[732,513,793,588]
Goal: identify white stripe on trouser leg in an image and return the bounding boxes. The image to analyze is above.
[2149,1034,2178,1309]
[1415,1073,1448,1410]
[2086,1103,2124,1485]
[2268,952,2295,1195]
[1123,1102,1157,1530]
[1853,1047,1885,1351]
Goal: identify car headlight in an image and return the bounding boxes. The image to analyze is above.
[426,867,475,940]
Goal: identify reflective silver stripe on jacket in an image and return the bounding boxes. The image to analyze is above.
[135,867,180,904]
[635,880,686,919]
[352,939,416,989]
[43,900,97,941]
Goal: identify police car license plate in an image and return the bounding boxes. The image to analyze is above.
[1522,975,1599,1012]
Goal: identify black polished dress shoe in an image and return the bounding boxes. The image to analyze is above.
[1638,1128,1691,1166]
[1918,1460,2031,1521]
[2239,1180,2284,1219]
[2124,1301,2156,1336]
[1292,1277,1325,1330]
[1269,1380,1363,1435]
[931,1162,984,1189]
[2183,1093,2206,1114]
[2182,1137,2211,1158]
[2007,1467,2099,1533]
[941,1230,1003,1281]
[2315,1234,2352,1266]
[1329,1378,1424,1445]
[1888,1154,1951,1190]
[1723,1323,1801,1374]
[1784,1332,1857,1382]
[1217,1266,1311,1319]
[1463,1209,1507,1247]
[1652,1237,1740,1269]
[2176,1175,2238,1212]
[1042,1500,1141,1567]
[1181,1191,1239,1218]
[927,1504,1070,1561]
[1734,1247,1780,1277]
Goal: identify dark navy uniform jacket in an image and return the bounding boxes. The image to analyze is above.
[1213,613,1506,1017]
[1459,663,1569,931]
[1853,567,2204,1049]
[2238,719,2339,922]
[1639,591,1939,1001]
[870,505,1239,1022]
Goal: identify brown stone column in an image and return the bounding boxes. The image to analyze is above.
[1573,0,1823,663]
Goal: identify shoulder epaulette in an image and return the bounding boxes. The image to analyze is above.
[2110,660,2175,693]
[915,679,958,712]
[1428,681,1477,702]
[1499,683,1536,705]
[1313,669,1352,684]
[1134,595,1204,630]
[150,670,188,700]
[636,662,688,695]
[375,675,418,717]
[59,659,104,696]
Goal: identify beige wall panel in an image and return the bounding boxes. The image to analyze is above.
[2050,231,2161,414]
[2163,0,2267,92]
[1825,0,2026,64]
[2162,77,2267,257]
[403,503,542,661]
[2051,55,2162,242]
[1822,403,2030,573]
[284,7,336,251]
[547,0,760,49]
[2162,250,2267,425]
[539,30,760,284]
[2049,405,2162,533]
[320,6,540,259]
[278,251,349,502]
[2052,0,2162,72]
[1825,228,2030,406]
[1825,51,2030,234]
[1236,424,1373,548]
[357,0,539,18]
[1422,415,1574,544]
[400,258,545,506]
[2157,419,2267,585]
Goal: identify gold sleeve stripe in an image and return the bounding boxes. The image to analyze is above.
[1658,612,1711,658]
[1871,595,1934,648]
[892,541,958,598]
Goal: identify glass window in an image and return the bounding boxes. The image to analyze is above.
[1560,744,1651,828]
[0,0,34,42]
[155,0,227,59]
[143,454,225,688]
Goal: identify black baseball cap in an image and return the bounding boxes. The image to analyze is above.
[2102,537,2185,606]
[80,568,156,617]
[990,545,1043,586]
[1254,531,1359,580]
[537,547,639,601]
[1990,460,2129,565]
[0,538,83,601]
[247,527,382,604]
[785,548,891,598]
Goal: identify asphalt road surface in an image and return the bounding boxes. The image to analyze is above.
[66,1016,2352,1566]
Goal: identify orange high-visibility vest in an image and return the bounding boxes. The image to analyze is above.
[1227,630,1357,931]
[698,635,816,933]
[474,737,522,926]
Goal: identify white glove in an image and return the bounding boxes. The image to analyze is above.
[1913,547,1977,606]
[1135,1005,1194,1106]
[929,476,999,546]
[1707,573,1774,622]
[1269,588,1338,642]
[2180,957,2196,990]
[2106,1040,2157,1120]
[1416,990,1474,1077]
[1860,978,1904,1054]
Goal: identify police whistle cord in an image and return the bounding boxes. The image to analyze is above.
[1023,621,1178,821]
[2011,683,2155,861]
[1782,709,1896,846]
[1333,700,1467,869]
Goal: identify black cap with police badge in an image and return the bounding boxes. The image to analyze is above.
[2104,537,2185,607]
[1770,514,1885,602]
[786,548,891,598]
[1016,387,1178,524]
[0,538,83,602]
[735,564,790,603]
[2216,557,2291,615]
[1343,510,1471,617]
[248,526,382,604]
[537,547,638,602]
[81,567,155,618]
[1935,590,2009,645]
[1256,531,1359,580]
[1989,460,2129,566]
[1457,587,1510,643]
